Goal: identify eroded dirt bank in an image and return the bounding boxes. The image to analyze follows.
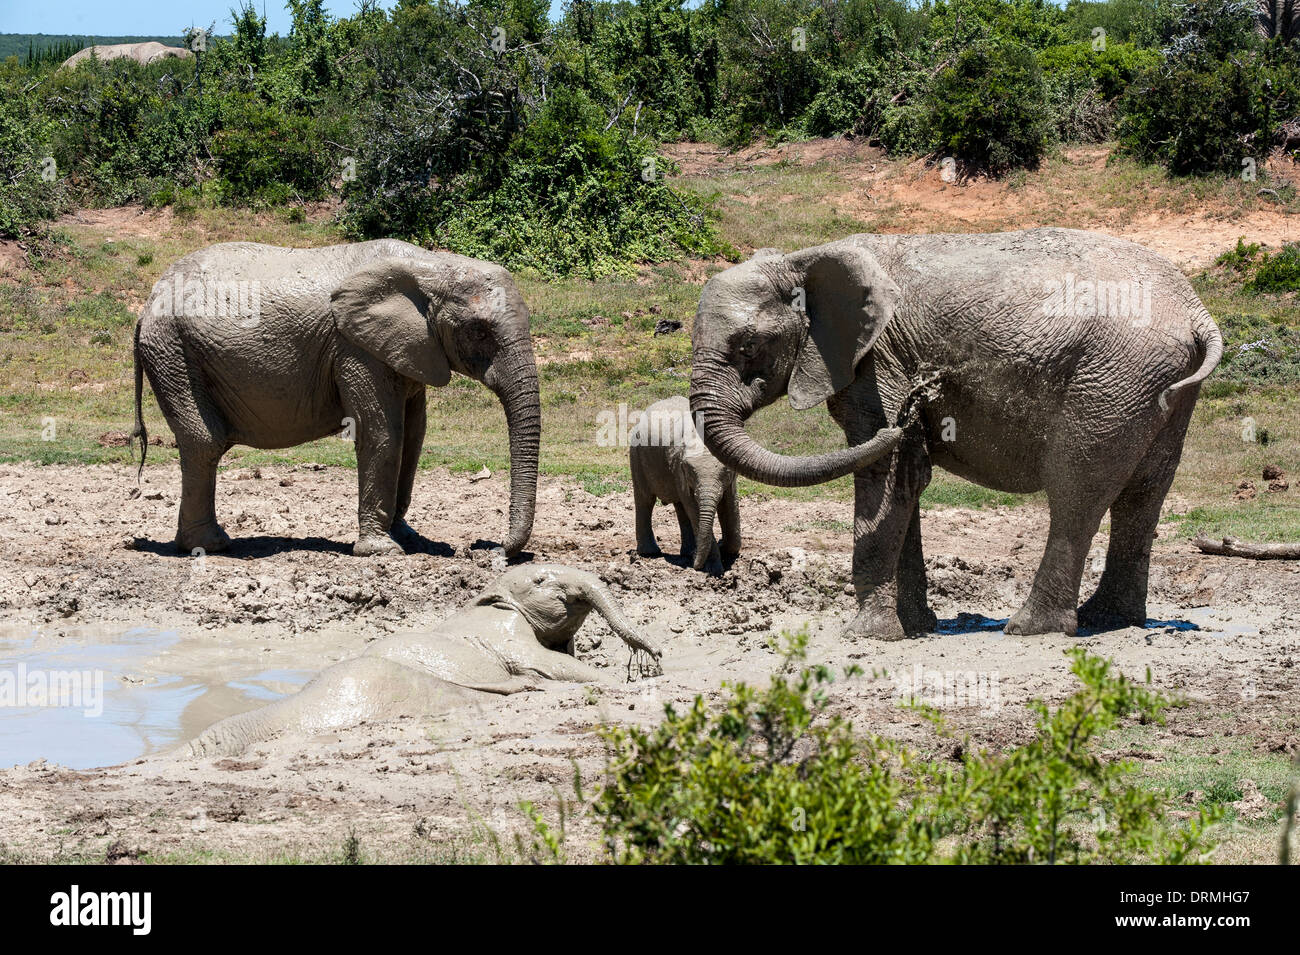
[0,463,1297,862]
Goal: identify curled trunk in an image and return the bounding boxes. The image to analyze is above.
[690,362,901,488]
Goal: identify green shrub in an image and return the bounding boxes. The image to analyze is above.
[926,40,1052,174]
[588,633,1220,864]
[1245,242,1300,292]
[211,94,332,205]
[1117,56,1275,176]
[343,74,722,277]
[0,94,68,236]
[1038,42,1159,99]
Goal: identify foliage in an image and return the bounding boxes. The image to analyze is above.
[0,95,69,237]
[1244,241,1300,291]
[1117,49,1299,175]
[590,633,1220,864]
[926,40,1052,172]
[211,94,332,205]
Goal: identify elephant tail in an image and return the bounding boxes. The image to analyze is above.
[1159,308,1223,413]
[131,319,147,482]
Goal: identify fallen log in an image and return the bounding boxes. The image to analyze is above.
[1193,534,1300,559]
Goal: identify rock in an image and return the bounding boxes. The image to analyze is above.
[654,319,683,336]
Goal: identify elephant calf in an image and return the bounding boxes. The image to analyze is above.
[133,239,540,557]
[187,565,662,757]
[630,396,741,572]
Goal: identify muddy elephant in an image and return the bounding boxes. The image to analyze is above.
[631,396,740,572]
[187,565,662,756]
[132,239,540,557]
[689,228,1222,639]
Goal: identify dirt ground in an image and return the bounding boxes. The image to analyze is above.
[0,462,1296,862]
[667,140,1300,267]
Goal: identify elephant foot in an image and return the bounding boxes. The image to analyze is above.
[391,518,420,542]
[636,544,662,558]
[1077,594,1146,632]
[694,557,724,576]
[177,523,231,555]
[842,605,908,642]
[898,604,938,636]
[354,534,402,557]
[1006,602,1078,637]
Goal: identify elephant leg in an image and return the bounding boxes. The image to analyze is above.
[140,331,233,553]
[175,440,232,554]
[1007,490,1112,637]
[895,502,937,635]
[339,360,407,556]
[1079,410,1191,630]
[844,456,927,641]
[674,502,696,559]
[719,482,742,558]
[632,464,661,556]
[392,388,427,535]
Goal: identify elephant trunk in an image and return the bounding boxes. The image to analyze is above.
[491,344,540,558]
[689,358,902,488]
[692,483,722,571]
[583,576,662,659]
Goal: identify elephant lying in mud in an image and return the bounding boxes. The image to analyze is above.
[186,565,661,757]
[133,239,540,557]
[689,228,1223,639]
[631,396,741,572]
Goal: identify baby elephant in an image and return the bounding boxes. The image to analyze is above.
[630,396,740,572]
[186,565,661,757]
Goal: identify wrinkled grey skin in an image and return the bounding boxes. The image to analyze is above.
[187,564,662,757]
[62,42,194,69]
[133,239,540,557]
[689,228,1223,639]
[630,396,740,572]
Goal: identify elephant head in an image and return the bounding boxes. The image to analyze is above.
[689,239,904,487]
[476,564,663,659]
[331,255,540,556]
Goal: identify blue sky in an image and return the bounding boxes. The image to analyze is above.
[0,0,567,36]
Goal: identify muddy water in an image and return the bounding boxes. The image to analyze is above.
[0,624,316,769]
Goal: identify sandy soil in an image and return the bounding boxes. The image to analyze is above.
[0,462,1296,862]
[667,140,1300,268]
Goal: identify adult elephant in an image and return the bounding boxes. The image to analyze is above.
[689,228,1222,639]
[133,239,540,557]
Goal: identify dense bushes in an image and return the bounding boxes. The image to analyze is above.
[928,41,1052,173]
[570,635,1220,864]
[0,96,68,237]
[8,0,1300,254]
[211,94,332,204]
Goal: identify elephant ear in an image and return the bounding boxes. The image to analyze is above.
[331,258,452,387]
[786,241,896,411]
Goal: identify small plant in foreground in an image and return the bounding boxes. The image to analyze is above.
[579,633,1219,864]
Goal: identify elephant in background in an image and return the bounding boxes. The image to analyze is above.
[186,564,662,757]
[132,239,540,557]
[631,396,741,572]
[689,228,1222,639]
